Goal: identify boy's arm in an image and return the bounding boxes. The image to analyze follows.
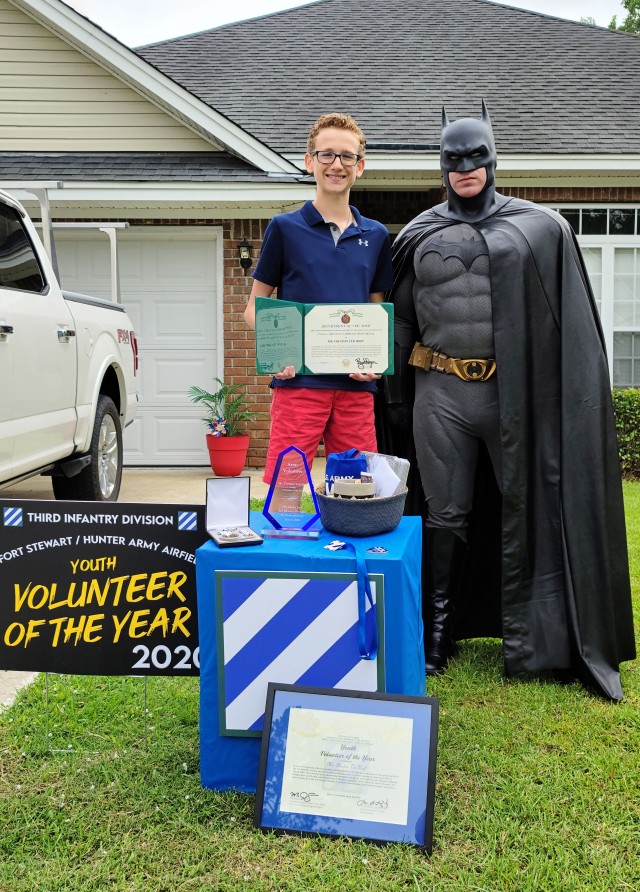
[244,278,275,329]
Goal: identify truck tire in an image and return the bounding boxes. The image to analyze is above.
[52,395,123,501]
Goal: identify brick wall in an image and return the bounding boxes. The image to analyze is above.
[222,219,272,468]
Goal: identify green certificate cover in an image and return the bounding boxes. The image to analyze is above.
[255,298,394,376]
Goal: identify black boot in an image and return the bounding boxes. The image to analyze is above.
[424,528,466,675]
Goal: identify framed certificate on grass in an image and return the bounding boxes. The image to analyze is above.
[254,684,439,851]
[255,298,394,376]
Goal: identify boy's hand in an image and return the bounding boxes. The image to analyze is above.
[349,372,381,382]
[274,366,296,380]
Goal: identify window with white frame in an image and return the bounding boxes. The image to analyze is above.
[552,206,640,388]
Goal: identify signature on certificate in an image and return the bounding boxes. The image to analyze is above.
[357,798,389,811]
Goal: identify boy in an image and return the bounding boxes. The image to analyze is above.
[244,112,393,483]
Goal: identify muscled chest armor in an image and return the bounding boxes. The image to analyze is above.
[413,223,495,357]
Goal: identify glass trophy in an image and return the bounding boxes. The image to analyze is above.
[262,446,321,539]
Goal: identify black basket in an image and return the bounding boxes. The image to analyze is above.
[315,487,408,537]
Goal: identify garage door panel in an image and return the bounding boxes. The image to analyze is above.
[125,410,209,465]
[141,350,215,403]
[116,245,143,282]
[122,293,215,344]
[153,414,209,459]
[56,241,112,299]
[122,416,143,460]
[155,298,215,342]
[155,243,216,281]
[119,241,216,287]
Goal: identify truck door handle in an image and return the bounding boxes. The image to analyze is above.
[57,328,76,342]
[0,324,14,338]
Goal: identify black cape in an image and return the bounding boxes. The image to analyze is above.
[384,196,636,701]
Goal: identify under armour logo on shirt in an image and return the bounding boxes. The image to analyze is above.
[358,238,369,247]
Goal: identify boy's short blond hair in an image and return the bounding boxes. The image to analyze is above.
[307,113,366,155]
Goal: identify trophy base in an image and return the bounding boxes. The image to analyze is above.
[261,527,320,540]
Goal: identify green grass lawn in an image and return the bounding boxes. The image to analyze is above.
[1,485,639,892]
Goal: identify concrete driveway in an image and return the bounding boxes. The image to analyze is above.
[2,466,261,503]
[1,462,326,504]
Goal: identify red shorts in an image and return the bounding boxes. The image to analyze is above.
[263,387,377,483]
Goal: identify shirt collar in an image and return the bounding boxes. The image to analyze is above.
[301,200,371,232]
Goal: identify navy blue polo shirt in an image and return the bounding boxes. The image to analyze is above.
[253,200,393,391]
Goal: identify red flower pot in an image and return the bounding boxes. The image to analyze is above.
[206,433,250,477]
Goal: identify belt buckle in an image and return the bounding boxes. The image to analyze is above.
[451,358,496,381]
[409,343,433,370]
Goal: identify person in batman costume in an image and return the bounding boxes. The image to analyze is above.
[386,102,635,701]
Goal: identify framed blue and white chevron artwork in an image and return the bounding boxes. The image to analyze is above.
[214,570,385,736]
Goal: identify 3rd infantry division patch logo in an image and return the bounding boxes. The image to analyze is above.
[3,506,23,527]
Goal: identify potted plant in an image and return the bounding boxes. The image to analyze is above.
[188,378,257,476]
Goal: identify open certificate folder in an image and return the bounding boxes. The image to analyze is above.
[255,297,394,376]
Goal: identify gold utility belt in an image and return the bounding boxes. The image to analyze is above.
[409,342,496,382]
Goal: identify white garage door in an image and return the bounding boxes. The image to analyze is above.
[55,227,222,466]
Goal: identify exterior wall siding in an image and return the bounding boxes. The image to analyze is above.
[0,0,214,150]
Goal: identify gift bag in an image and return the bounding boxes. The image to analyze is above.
[324,447,368,495]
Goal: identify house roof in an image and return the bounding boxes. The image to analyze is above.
[0,151,290,183]
[137,0,640,157]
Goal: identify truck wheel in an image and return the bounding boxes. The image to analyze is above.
[52,395,123,501]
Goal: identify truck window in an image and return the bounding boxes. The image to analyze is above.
[0,204,46,293]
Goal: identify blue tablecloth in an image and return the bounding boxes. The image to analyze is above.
[196,512,424,792]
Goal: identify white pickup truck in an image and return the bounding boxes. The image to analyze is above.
[0,188,138,501]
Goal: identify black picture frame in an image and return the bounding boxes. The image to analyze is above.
[254,683,439,852]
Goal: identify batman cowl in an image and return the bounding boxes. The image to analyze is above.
[439,101,509,223]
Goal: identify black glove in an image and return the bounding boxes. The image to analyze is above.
[381,339,414,450]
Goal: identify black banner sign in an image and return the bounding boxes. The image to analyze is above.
[0,500,207,676]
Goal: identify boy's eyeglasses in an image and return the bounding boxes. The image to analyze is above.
[310,151,362,167]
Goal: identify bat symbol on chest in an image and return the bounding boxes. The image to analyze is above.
[422,234,488,271]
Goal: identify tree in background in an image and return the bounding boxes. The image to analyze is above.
[609,0,640,32]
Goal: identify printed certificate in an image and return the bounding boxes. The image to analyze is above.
[280,707,412,825]
[255,298,394,375]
